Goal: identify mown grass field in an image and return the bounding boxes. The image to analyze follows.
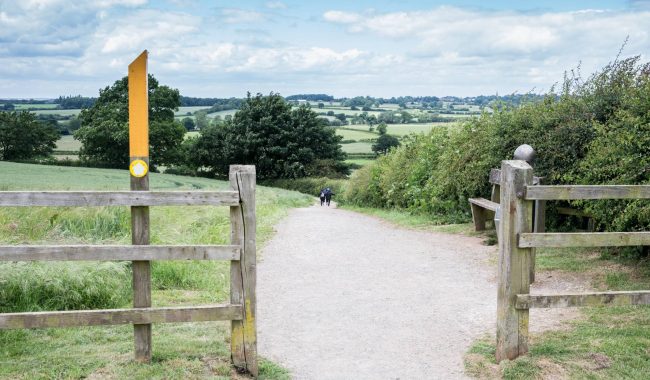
[0,162,312,379]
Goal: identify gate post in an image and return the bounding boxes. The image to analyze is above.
[496,160,534,362]
[229,165,258,376]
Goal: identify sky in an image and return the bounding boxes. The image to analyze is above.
[1,0,649,99]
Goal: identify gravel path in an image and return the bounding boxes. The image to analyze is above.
[258,204,498,379]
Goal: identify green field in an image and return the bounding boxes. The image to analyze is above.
[207,109,237,118]
[343,122,457,137]
[12,103,59,110]
[0,161,311,378]
[341,141,373,154]
[55,135,81,152]
[345,158,375,167]
[174,106,211,116]
[336,128,377,141]
[31,108,81,116]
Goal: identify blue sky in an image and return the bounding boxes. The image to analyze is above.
[1,0,649,98]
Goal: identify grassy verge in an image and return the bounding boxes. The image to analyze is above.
[465,246,650,379]
[0,162,311,379]
[339,204,474,234]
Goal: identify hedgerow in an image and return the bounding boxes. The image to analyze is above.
[343,56,650,231]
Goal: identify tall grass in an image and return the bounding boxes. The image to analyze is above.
[0,161,312,315]
[0,261,131,312]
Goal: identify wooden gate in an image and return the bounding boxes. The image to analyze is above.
[495,160,650,362]
[0,165,258,376]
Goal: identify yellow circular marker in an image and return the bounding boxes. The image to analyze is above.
[129,159,149,178]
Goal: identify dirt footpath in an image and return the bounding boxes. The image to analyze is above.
[257,204,499,379]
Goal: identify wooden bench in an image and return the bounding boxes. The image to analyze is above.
[469,197,499,231]
[469,168,543,232]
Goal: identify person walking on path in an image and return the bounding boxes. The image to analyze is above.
[324,187,334,206]
[319,189,326,206]
[319,188,335,206]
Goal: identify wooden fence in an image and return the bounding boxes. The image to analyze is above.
[0,165,258,377]
[495,160,650,362]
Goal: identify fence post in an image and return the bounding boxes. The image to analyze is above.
[496,160,534,362]
[128,50,152,363]
[229,165,258,377]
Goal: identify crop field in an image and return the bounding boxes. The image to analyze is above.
[31,108,81,116]
[316,108,383,117]
[0,161,311,378]
[336,128,377,141]
[174,106,210,116]
[343,122,457,137]
[55,135,81,152]
[11,103,59,110]
[341,141,373,154]
[207,109,237,118]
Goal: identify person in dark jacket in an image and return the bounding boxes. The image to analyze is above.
[319,189,326,206]
[324,187,334,206]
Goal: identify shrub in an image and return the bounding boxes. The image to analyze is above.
[261,177,347,198]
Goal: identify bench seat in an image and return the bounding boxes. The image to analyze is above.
[468,197,500,231]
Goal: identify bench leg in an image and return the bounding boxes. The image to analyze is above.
[470,203,487,231]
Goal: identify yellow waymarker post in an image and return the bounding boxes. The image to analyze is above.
[128,50,152,363]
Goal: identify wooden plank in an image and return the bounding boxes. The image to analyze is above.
[0,191,239,207]
[0,245,240,261]
[519,232,650,248]
[489,169,541,185]
[229,165,258,377]
[468,197,499,211]
[131,159,152,362]
[496,160,534,363]
[516,291,650,309]
[0,304,243,329]
[525,185,650,200]
[470,202,487,231]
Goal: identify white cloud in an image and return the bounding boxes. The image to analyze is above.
[265,1,286,9]
[221,8,266,24]
[323,10,361,24]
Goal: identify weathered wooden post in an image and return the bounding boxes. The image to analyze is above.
[229,165,258,376]
[513,144,541,283]
[128,50,152,362]
[496,160,534,362]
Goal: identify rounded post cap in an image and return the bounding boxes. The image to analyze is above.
[513,144,535,164]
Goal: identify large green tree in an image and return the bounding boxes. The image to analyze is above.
[74,75,185,169]
[190,93,346,178]
[0,111,59,160]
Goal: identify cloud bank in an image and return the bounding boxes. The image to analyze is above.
[0,2,649,97]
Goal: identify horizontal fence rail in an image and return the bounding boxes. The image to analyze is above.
[0,304,243,329]
[515,291,650,309]
[0,245,241,261]
[0,191,240,207]
[519,232,650,248]
[525,185,650,200]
